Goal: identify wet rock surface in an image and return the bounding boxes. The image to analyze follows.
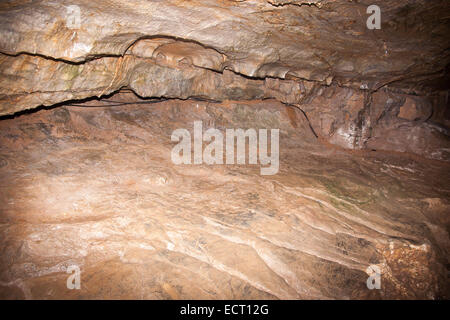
[0,94,449,299]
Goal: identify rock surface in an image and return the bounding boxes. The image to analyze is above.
[0,1,449,300]
[0,0,449,159]
[0,94,449,299]
[1,0,448,91]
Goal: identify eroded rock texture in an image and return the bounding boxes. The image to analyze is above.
[0,94,449,299]
[0,0,449,300]
[0,0,449,158]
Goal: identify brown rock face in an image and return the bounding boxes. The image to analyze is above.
[1,0,448,90]
[0,0,449,300]
[0,94,449,299]
[0,0,449,158]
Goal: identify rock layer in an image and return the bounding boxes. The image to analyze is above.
[0,94,449,299]
[0,1,449,300]
[0,0,449,159]
[1,0,448,91]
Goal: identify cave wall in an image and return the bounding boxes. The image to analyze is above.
[0,0,449,159]
[0,0,450,300]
